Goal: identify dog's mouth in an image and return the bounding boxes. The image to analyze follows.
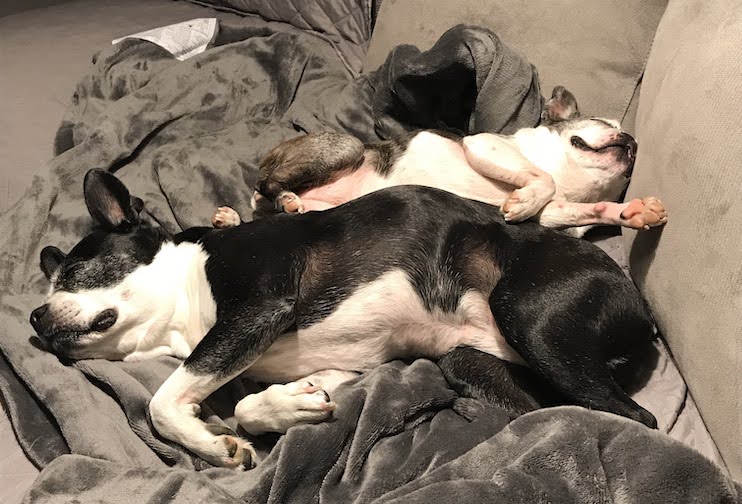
[570,134,637,175]
[34,309,118,356]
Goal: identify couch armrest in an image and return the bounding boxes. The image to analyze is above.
[624,0,742,478]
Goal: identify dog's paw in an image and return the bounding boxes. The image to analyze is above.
[276,191,304,214]
[502,185,553,222]
[212,206,241,228]
[235,380,335,435]
[198,424,258,469]
[620,197,668,230]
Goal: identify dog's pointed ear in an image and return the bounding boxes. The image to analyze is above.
[40,246,66,280]
[83,169,141,231]
[130,195,144,215]
[541,86,581,125]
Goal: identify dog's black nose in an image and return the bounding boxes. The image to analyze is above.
[619,133,638,159]
[30,304,49,335]
[91,309,118,333]
[617,133,638,176]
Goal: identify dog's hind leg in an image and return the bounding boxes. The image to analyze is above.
[256,132,365,212]
[235,370,359,435]
[149,297,296,469]
[488,279,658,428]
[437,346,553,419]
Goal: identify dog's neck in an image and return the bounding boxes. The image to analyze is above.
[122,241,216,361]
[512,126,568,176]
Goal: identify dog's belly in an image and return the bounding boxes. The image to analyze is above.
[297,132,517,212]
[386,132,515,206]
[247,269,523,382]
[299,165,383,212]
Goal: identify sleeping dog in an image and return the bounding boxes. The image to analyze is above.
[30,168,657,469]
[214,86,667,236]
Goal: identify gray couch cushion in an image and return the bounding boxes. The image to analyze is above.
[365,0,668,120]
[624,0,742,478]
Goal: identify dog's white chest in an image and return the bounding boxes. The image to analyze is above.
[248,269,522,381]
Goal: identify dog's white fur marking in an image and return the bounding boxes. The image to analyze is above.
[293,126,631,225]
[382,132,516,206]
[248,269,523,383]
[150,365,257,468]
[45,242,216,360]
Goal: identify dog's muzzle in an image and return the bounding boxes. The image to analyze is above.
[571,132,638,176]
[30,304,118,354]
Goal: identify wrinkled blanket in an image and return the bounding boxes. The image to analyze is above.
[0,18,739,504]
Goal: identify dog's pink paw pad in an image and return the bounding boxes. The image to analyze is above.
[621,197,668,230]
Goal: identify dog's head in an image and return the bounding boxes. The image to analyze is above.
[30,169,170,360]
[540,86,637,201]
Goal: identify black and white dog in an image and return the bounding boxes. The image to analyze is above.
[30,169,657,469]
[214,86,667,237]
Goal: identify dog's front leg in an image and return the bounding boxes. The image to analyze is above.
[462,134,556,222]
[149,298,295,469]
[536,198,668,231]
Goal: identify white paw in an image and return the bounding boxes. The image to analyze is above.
[211,206,241,228]
[197,424,258,469]
[235,380,336,435]
[502,183,554,222]
[276,191,304,214]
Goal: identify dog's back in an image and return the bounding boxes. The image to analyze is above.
[202,187,656,421]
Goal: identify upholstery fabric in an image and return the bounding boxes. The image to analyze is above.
[365,0,668,120]
[623,0,742,478]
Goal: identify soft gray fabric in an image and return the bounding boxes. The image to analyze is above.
[623,0,742,478]
[0,0,250,215]
[365,0,668,120]
[183,0,373,75]
[24,363,742,504]
[0,399,39,504]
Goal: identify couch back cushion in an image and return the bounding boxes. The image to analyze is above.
[623,0,742,478]
[365,0,667,122]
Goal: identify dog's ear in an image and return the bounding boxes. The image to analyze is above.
[40,246,66,280]
[130,195,144,215]
[83,169,141,231]
[541,86,580,125]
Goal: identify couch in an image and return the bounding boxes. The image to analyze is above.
[1,0,739,501]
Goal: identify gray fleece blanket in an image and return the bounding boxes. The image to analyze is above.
[0,18,739,503]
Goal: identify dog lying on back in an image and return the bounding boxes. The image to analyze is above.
[213,87,667,237]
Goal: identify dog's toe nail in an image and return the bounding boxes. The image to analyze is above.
[246,453,256,469]
[224,437,238,458]
[206,424,235,437]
